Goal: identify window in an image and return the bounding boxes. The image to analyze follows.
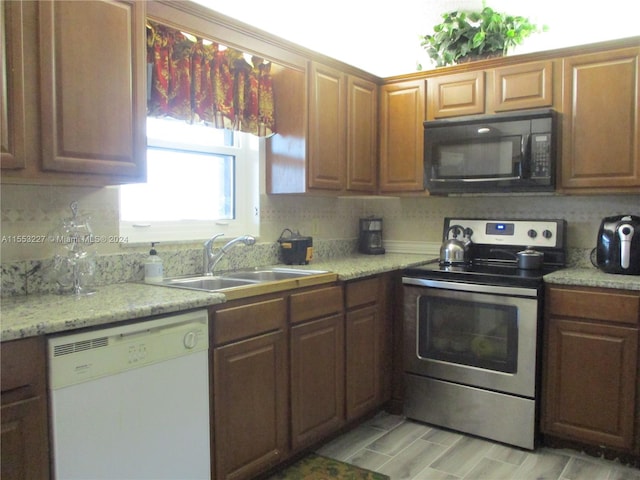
[119,117,259,244]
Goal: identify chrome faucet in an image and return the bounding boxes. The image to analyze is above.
[203,234,256,274]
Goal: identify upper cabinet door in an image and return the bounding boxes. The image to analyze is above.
[379,80,426,193]
[427,71,484,119]
[492,61,553,112]
[561,47,640,192]
[0,1,27,170]
[308,62,346,190]
[39,0,146,179]
[346,76,377,193]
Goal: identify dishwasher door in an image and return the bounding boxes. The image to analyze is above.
[48,309,210,480]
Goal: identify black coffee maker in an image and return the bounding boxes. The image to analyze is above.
[359,217,385,255]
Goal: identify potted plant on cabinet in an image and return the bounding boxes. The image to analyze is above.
[420,6,545,67]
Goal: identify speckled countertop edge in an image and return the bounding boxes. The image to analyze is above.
[0,283,226,342]
[293,253,434,281]
[544,267,640,291]
[0,254,433,342]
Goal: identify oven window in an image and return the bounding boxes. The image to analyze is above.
[417,296,518,373]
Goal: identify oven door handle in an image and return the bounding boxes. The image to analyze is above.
[402,277,538,298]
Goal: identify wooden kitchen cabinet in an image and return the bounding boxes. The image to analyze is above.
[268,61,377,194]
[265,64,308,194]
[1,337,50,480]
[345,275,393,421]
[346,75,378,192]
[210,278,390,478]
[378,79,426,193]
[2,0,147,185]
[211,296,288,480]
[308,62,346,190]
[427,61,553,119]
[1,1,27,171]
[559,47,640,192]
[492,60,553,112]
[427,70,485,119]
[290,285,345,450]
[542,285,640,452]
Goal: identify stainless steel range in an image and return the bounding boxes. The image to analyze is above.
[402,217,567,450]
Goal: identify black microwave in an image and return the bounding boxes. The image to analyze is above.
[424,108,556,194]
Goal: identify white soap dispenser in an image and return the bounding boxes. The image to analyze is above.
[144,242,164,283]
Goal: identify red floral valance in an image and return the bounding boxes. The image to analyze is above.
[146,21,275,137]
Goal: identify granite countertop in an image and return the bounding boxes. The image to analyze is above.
[544,267,640,291]
[0,253,433,342]
[291,253,433,281]
[5,253,636,343]
[0,283,227,342]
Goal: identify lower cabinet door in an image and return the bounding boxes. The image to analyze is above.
[213,331,288,480]
[1,396,49,480]
[1,336,49,480]
[346,305,379,421]
[542,318,638,451]
[290,314,345,450]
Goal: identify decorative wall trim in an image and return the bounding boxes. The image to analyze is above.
[383,240,440,257]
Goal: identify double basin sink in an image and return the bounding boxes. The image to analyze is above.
[160,267,331,293]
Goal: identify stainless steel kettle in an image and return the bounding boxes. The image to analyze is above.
[440,225,472,265]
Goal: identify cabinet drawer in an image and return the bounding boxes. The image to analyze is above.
[213,297,286,345]
[346,278,379,309]
[290,286,343,324]
[547,286,640,325]
[1,337,45,395]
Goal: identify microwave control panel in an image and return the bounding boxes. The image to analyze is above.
[531,133,552,179]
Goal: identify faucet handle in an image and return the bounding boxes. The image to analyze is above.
[242,235,256,246]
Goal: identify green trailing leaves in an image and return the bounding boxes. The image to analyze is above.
[420,6,545,67]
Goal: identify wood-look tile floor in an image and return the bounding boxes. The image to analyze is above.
[316,412,640,480]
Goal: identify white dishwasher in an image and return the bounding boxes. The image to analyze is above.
[48,309,211,480]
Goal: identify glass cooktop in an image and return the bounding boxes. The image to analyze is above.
[403,258,564,289]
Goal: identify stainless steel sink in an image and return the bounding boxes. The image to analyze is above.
[222,268,328,282]
[161,275,258,292]
[160,268,329,292]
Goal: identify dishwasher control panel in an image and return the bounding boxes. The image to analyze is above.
[48,309,208,389]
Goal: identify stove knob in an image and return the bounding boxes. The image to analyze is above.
[527,229,538,239]
[542,229,553,239]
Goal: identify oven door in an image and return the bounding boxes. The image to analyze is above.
[403,279,540,398]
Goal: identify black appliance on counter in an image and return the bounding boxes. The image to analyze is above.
[278,229,313,265]
[424,108,556,195]
[402,217,567,450]
[358,217,385,255]
[595,215,640,275]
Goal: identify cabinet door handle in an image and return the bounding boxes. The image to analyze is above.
[1,384,37,404]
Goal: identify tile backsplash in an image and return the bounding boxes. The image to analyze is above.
[1,183,638,295]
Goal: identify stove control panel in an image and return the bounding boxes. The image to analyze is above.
[445,218,564,248]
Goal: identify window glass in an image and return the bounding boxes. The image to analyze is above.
[119,118,259,244]
[120,147,234,222]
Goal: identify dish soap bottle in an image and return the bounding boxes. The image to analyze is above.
[144,242,163,283]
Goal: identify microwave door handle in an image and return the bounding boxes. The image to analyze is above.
[520,134,530,179]
[430,176,522,182]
